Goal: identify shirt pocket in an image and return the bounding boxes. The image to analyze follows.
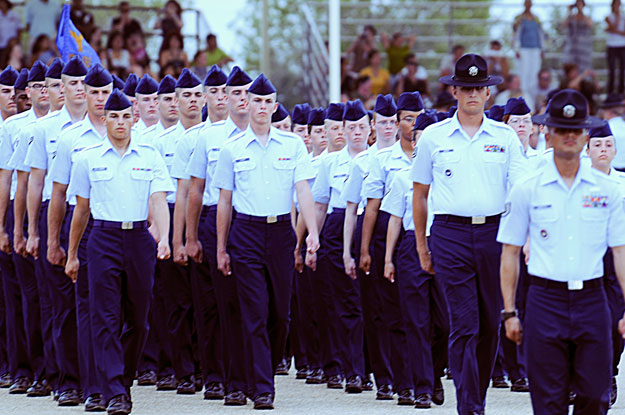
[233,159,256,192]
[530,206,557,247]
[130,168,154,202]
[88,167,114,205]
[481,147,507,184]
[581,207,609,248]
[46,139,59,161]
[207,148,220,177]
[432,149,460,182]
[273,159,295,190]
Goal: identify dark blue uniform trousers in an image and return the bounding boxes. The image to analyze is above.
[603,248,625,378]
[39,202,79,392]
[0,263,6,377]
[429,219,501,415]
[200,206,244,393]
[397,231,450,395]
[318,209,364,380]
[228,213,295,398]
[88,224,156,402]
[294,245,319,370]
[525,279,611,414]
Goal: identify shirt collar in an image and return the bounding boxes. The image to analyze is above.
[390,140,411,162]
[80,114,104,139]
[448,112,494,140]
[225,117,243,138]
[58,106,75,129]
[243,126,283,148]
[100,135,140,157]
[540,154,596,188]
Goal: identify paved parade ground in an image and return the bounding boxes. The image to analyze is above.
[1,364,624,415]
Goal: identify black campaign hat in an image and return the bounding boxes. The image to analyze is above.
[599,93,624,109]
[271,103,290,123]
[0,66,18,86]
[27,61,48,83]
[439,54,503,87]
[532,89,604,129]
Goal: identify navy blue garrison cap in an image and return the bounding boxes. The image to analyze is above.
[14,68,28,90]
[343,100,368,121]
[589,122,613,138]
[271,103,290,123]
[28,61,48,83]
[85,63,113,87]
[123,73,138,97]
[413,112,438,131]
[105,88,133,111]
[367,110,374,120]
[397,91,424,112]
[204,64,227,86]
[447,106,457,117]
[374,94,397,117]
[248,73,276,96]
[135,74,158,95]
[45,58,64,79]
[325,102,344,121]
[176,68,201,89]
[292,103,311,125]
[533,89,604,129]
[226,66,252,87]
[433,90,456,108]
[504,97,531,116]
[0,66,19,86]
[201,105,208,122]
[435,111,450,122]
[112,75,125,91]
[308,108,325,126]
[158,74,176,95]
[62,56,88,77]
[486,105,504,122]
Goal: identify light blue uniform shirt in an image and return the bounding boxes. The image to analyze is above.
[380,167,414,231]
[25,107,81,201]
[497,158,625,282]
[49,115,105,204]
[8,117,39,173]
[214,126,314,216]
[0,109,38,199]
[410,113,528,217]
[363,140,412,200]
[312,147,354,213]
[135,121,166,145]
[185,119,243,207]
[131,118,149,135]
[152,122,185,203]
[68,137,174,221]
[341,145,377,205]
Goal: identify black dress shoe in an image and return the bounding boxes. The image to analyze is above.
[397,389,415,405]
[136,370,157,386]
[569,390,576,405]
[414,393,432,409]
[432,376,444,405]
[305,368,324,384]
[326,374,343,389]
[362,374,374,391]
[176,376,196,395]
[275,358,289,375]
[511,377,529,393]
[203,382,224,400]
[0,372,12,388]
[26,379,51,397]
[253,392,274,410]
[610,376,617,407]
[107,394,132,415]
[345,375,363,394]
[58,388,81,406]
[445,368,453,380]
[376,384,393,400]
[296,366,310,379]
[156,374,177,391]
[224,390,247,406]
[491,376,510,388]
[8,376,31,394]
[85,393,106,412]
[194,374,203,392]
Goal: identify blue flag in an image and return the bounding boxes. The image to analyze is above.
[56,4,101,68]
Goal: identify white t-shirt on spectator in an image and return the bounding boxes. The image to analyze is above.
[607,13,625,48]
[0,10,22,49]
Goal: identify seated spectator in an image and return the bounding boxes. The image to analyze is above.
[439,44,465,77]
[359,49,390,95]
[528,68,554,112]
[30,34,58,65]
[381,31,416,77]
[340,55,358,98]
[485,40,510,80]
[394,53,429,98]
[104,30,132,79]
[155,0,183,36]
[191,50,208,80]
[127,31,150,70]
[0,0,22,58]
[347,24,377,73]
[355,75,376,109]
[560,62,600,112]
[70,0,95,41]
[110,1,143,39]
[205,33,233,68]
[494,74,523,105]
[159,31,189,78]
[2,37,23,69]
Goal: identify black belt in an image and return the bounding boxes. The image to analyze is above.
[434,214,501,225]
[530,275,603,291]
[331,208,346,214]
[234,212,290,224]
[93,220,148,230]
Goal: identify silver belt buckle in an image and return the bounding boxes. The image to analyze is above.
[266,216,277,224]
[567,280,583,291]
[121,221,133,230]
[471,216,486,225]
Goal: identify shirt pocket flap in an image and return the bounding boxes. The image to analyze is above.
[530,205,557,222]
[234,159,256,172]
[130,168,154,180]
[273,159,295,170]
[89,168,113,181]
[581,207,609,222]
[434,149,460,164]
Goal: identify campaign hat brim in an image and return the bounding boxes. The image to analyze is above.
[439,74,503,87]
[532,113,605,129]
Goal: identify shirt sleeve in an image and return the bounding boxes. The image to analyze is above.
[0,124,12,170]
[311,155,331,205]
[380,173,406,218]
[8,128,31,172]
[67,151,90,200]
[410,131,434,185]
[341,158,365,204]
[49,134,72,185]
[25,122,48,170]
[149,149,175,195]
[213,142,234,191]
[496,180,530,246]
[171,137,191,180]
[608,184,625,247]
[506,130,530,187]
[293,138,314,184]
[363,154,385,200]
[186,134,208,180]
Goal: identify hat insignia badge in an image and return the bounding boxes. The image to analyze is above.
[468,66,479,77]
[563,104,576,118]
